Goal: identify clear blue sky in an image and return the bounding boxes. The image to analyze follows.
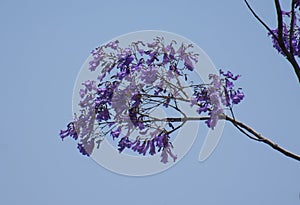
[1,0,300,204]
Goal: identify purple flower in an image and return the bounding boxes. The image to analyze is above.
[160,146,177,164]
[131,93,142,107]
[106,40,119,49]
[162,53,169,64]
[118,137,133,153]
[89,49,104,71]
[225,79,234,89]
[147,42,158,48]
[205,107,223,129]
[128,103,145,130]
[96,108,110,121]
[79,94,94,108]
[191,71,244,129]
[281,10,291,17]
[131,59,143,72]
[191,86,210,113]
[117,48,132,59]
[169,46,175,60]
[79,89,87,98]
[136,141,146,155]
[230,89,244,104]
[160,148,169,163]
[145,51,159,65]
[220,70,240,80]
[96,81,117,107]
[184,56,194,71]
[140,66,158,84]
[89,60,99,71]
[61,37,224,163]
[169,64,180,75]
[149,139,156,155]
[97,73,106,82]
[137,49,144,55]
[204,88,223,129]
[163,96,171,108]
[154,86,163,96]
[166,147,177,162]
[132,140,141,152]
[60,122,78,140]
[269,28,287,55]
[82,80,96,91]
[154,133,169,149]
[77,138,95,157]
[118,55,134,70]
[77,143,89,156]
[197,103,209,114]
[116,70,128,80]
[190,96,198,107]
[221,93,230,107]
[111,127,121,140]
[268,21,300,57]
[141,141,150,155]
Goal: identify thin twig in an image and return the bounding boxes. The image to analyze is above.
[243,0,278,40]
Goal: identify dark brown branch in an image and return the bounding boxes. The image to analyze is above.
[142,116,210,123]
[275,0,285,50]
[289,1,296,55]
[274,0,300,83]
[146,115,300,161]
[224,114,300,161]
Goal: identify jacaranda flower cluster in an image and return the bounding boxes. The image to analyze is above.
[190,70,244,129]
[269,2,300,57]
[60,37,244,163]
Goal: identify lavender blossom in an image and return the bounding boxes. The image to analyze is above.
[60,122,78,140]
[60,37,243,165]
[268,7,300,58]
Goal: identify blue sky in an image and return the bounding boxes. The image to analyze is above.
[1,0,300,204]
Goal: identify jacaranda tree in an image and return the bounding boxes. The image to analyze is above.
[60,0,300,164]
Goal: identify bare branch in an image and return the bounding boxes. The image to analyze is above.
[142,114,300,161]
[224,114,300,161]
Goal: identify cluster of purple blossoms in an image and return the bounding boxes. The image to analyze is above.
[116,133,177,163]
[60,36,244,163]
[190,70,244,129]
[268,4,300,57]
[89,40,119,71]
[60,122,78,140]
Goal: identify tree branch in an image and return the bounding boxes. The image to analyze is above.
[244,0,300,83]
[274,0,300,83]
[147,115,300,161]
[225,114,300,161]
[289,0,296,55]
[243,0,278,39]
[275,0,285,49]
